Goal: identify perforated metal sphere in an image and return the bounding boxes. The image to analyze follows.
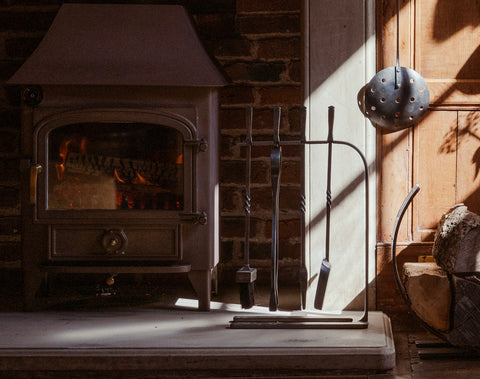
[364,66,430,131]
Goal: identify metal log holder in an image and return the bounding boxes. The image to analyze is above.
[229,106,369,329]
[390,184,449,342]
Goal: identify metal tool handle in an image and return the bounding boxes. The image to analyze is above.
[273,106,281,146]
[244,105,253,267]
[325,106,334,261]
[269,106,282,311]
[313,107,334,310]
[299,106,308,309]
[395,0,401,89]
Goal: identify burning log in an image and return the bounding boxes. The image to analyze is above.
[64,152,183,188]
[50,152,183,210]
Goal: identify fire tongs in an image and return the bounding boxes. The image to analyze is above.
[230,105,370,329]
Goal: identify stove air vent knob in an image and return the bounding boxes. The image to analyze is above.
[102,229,128,255]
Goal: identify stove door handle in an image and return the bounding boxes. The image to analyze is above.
[30,164,42,205]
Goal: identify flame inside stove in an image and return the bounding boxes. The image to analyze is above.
[113,169,126,184]
[133,172,152,185]
[56,139,71,181]
[53,130,184,211]
[79,137,87,154]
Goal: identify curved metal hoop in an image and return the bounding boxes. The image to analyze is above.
[390,184,448,342]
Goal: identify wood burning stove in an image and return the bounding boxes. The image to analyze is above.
[8,4,228,311]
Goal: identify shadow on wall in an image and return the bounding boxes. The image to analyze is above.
[308,0,480,236]
[438,111,480,215]
[433,0,480,42]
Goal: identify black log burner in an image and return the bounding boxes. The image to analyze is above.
[8,4,228,311]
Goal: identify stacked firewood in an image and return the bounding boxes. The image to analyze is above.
[403,204,480,348]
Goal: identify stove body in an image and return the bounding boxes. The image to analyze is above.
[9,4,227,310]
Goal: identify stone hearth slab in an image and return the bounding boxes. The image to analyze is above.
[0,302,395,373]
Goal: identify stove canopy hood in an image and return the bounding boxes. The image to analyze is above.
[8,3,228,87]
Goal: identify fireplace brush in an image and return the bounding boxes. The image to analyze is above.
[236,105,257,309]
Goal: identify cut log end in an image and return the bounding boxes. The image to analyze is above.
[403,262,451,332]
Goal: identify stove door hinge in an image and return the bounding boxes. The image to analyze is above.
[179,211,207,225]
[22,86,43,107]
[184,138,208,152]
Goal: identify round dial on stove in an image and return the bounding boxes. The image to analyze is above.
[102,229,128,255]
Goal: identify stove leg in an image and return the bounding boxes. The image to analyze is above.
[23,267,43,311]
[188,269,211,311]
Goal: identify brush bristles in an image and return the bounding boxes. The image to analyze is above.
[236,266,256,308]
[239,282,255,309]
[299,266,308,310]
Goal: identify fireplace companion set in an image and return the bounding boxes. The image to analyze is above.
[8,4,228,311]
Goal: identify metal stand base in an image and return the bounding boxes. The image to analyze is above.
[229,314,368,329]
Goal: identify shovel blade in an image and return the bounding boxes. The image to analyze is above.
[314,258,331,309]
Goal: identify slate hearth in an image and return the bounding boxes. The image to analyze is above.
[0,301,395,376]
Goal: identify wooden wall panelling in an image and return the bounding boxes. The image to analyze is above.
[416,0,480,107]
[377,0,480,313]
[456,111,480,214]
[412,110,458,241]
[377,0,414,244]
[380,0,480,246]
[378,130,412,243]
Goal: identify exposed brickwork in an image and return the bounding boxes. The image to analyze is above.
[0,8,57,32]
[0,129,19,154]
[5,37,42,58]
[235,14,300,35]
[0,186,19,208]
[0,216,20,235]
[0,0,303,287]
[219,85,255,105]
[237,0,301,13]
[0,241,21,262]
[258,85,303,105]
[0,157,20,181]
[256,37,301,60]
[223,61,287,83]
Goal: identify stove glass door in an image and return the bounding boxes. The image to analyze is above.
[47,123,184,211]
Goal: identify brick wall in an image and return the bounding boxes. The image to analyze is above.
[214,0,304,284]
[0,2,59,271]
[0,1,303,286]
